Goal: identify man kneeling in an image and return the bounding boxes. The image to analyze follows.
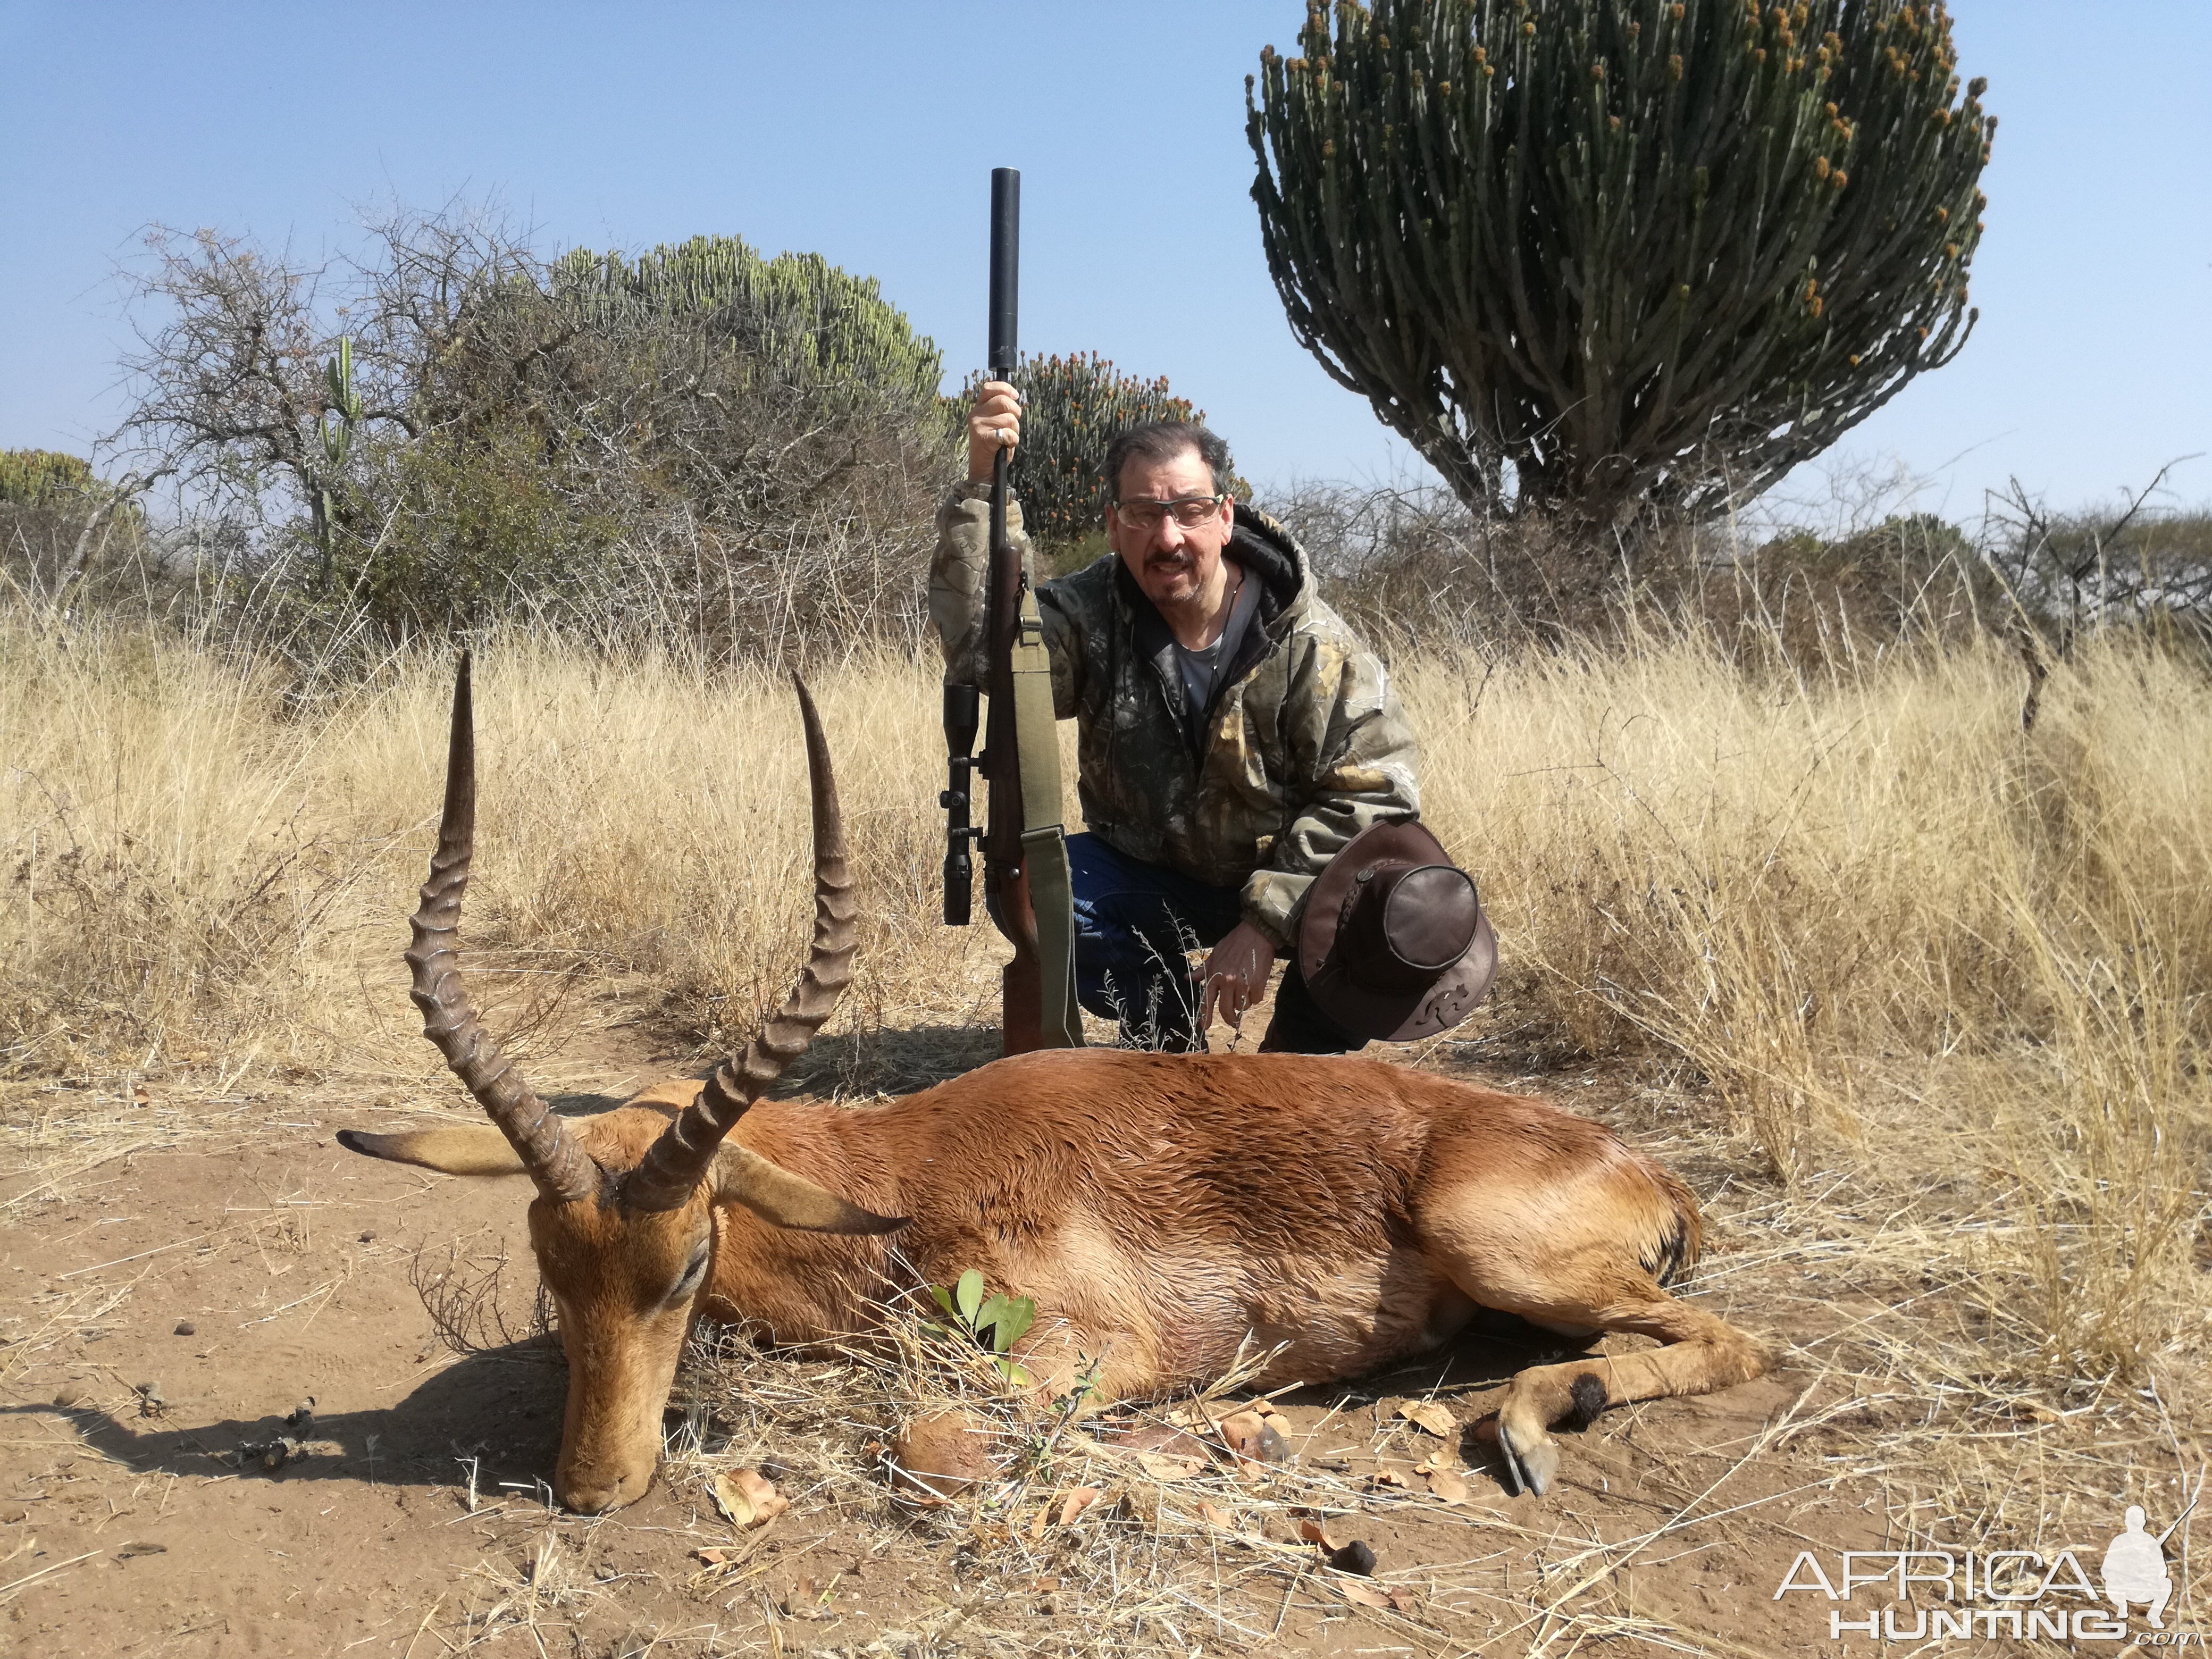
[932,383,1480,1052]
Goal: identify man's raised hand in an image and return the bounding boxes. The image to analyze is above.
[966,380,1022,484]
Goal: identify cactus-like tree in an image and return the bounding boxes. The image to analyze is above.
[1246,0,1995,520]
[967,354,1208,549]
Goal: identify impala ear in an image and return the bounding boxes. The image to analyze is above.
[338,1126,530,1177]
[712,1143,908,1236]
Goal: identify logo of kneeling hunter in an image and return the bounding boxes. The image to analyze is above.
[1773,1502,2194,1642]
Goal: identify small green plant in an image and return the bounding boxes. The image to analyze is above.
[927,1268,1036,1386]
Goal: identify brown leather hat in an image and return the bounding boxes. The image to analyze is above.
[1297,819,1496,1043]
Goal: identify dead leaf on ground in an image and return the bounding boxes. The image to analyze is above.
[1425,1466,1471,1504]
[1295,1515,1352,1552]
[1134,1452,1203,1481]
[1217,1409,1291,1465]
[1338,1579,1392,1610]
[1196,1500,1236,1529]
[1105,1422,1210,1460]
[1371,1467,1413,1490]
[784,1573,836,1620]
[884,1409,999,1506]
[1055,1486,1103,1526]
[710,1468,786,1529]
[1396,1400,1455,1437]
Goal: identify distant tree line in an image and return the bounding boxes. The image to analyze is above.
[23,1,2209,666]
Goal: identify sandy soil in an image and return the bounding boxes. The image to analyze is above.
[0,1036,2012,1657]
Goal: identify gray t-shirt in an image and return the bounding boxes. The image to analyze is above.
[1174,562,1262,738]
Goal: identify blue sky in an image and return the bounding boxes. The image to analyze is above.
[3,2,2207,526]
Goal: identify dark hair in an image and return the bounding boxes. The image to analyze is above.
[1104,421,1236,502]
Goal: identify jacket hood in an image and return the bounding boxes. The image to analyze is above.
[1229,504,1314,631]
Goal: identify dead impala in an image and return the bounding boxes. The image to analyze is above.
[339,657,1769,1514]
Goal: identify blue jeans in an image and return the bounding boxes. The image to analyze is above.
[1067,832,1360,1053]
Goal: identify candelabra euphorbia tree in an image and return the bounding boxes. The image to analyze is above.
[1246,0,1995,521]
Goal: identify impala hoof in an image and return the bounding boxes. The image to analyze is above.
[1496,1421,1559,1497]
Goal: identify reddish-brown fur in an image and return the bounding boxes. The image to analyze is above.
[347,1049,1767,1511]
[343,665,1767,1512]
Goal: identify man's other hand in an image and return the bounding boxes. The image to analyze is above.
[967,380,1021,483]
[1199,920,1278,1036]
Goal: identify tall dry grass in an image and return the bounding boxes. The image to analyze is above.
[2,607,2207,1398]
[0,617,1000,1092]
[1406,625,2212,1390]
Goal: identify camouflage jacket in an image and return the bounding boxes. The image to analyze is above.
[929,484,1420,948]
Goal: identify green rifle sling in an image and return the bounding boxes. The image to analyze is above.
[1011,581,1084,1048]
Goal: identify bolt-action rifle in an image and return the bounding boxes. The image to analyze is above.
[941,167,1083,1054]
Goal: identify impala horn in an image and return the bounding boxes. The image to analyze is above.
[621,677,904,1234]
[407,652,601,1204]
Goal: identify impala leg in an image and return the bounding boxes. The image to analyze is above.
[1457,1261,1769,1497]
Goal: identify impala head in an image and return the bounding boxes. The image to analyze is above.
[340,654,903,1513]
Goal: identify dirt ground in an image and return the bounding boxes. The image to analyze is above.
[0,1021,2193,1657]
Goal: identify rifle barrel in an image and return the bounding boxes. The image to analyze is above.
[988,168,1019,378]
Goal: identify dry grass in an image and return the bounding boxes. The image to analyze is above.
[3,602,2208,1642]
[0,615,1006,1089]
[1405,626,2212,1387]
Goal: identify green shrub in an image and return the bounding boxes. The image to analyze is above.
[0,450,96,506]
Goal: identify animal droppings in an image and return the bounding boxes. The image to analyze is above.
[1329,1538,1379,1575]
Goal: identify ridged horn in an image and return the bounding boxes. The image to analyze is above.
[622,677,900,1234]
[406,653,600,1204]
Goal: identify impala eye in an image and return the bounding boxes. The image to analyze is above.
[668,1246,710,1305]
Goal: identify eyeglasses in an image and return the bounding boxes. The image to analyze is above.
[1111,493,1228,531]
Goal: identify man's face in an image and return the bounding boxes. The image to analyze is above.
[1105,445,1234,614]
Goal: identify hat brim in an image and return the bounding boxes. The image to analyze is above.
[1297,819,1497,1042]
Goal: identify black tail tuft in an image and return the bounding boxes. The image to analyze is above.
[1565,1371,1608,1431]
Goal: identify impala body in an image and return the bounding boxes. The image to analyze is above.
[342,661,1769,1513]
